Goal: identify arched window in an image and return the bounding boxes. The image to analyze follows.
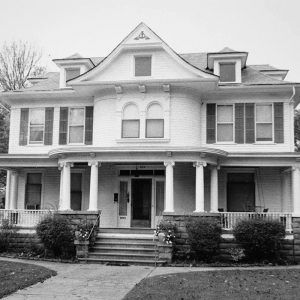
[122,103,140,138]
[146,103,164,138]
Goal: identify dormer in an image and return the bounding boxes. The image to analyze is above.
[249,65,289,81]
[53,53,95,88]
[207,48,248,84]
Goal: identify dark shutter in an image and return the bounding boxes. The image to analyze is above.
[274,102,284,143]
[206,104,216,143]
[19,108,29,145]
[245,103,255,143]
[59,107,68,145]
[235,103,245,144]
[44,107,54,145]
[85,106,93,145]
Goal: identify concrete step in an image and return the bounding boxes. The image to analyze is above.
[79,257,166,266]
[94,241,155,248]
[88,252,156,260]
[92,246,155,253]
[100,228,155,234]
[97,233,155,240]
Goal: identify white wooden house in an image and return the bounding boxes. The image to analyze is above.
[1,23,300,232]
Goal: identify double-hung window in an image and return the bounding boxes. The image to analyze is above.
[69,107,85,143]
[146,103,164,138]
[29,108,45,144]
[122,104,140,138]
[256,104,273,141]
[217,105,234,142]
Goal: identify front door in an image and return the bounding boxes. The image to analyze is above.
[71,173,82,211]
[227,173,255,212]
[131,179,152,228]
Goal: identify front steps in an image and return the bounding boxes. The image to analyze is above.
[79,228,167,266]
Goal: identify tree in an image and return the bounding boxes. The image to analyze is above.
[0,40,43,91]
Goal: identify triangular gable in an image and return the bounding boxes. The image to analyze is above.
[68,22,218,84]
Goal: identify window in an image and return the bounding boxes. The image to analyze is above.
[256,104,273,141]
[135,56,151,76]
[65,68,80,82]
[219,63,236,82]
[122,104,140,138]
[69,108,85,143]
[146,103,164,138]
[25,173,42,209]
[217,105,234,142]
[29,108,45,144]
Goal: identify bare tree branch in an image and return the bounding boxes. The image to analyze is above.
[0,40,43,91]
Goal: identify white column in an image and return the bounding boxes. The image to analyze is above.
[5,170,11,209]
[292,166,300,214]
[193,161,206,212]
[58,166,63,210]
[60,162,73,210]
[210,165,218,213]
[164,161,175,212]
[9,171,18,209]
[88,161,100,211]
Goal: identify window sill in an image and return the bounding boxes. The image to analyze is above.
[116,138,170,143]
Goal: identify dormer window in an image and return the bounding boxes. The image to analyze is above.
[135,56,151,76]
[65,68,80,82]
[219,62,236,82]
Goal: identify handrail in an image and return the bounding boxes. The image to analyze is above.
[87,213,100,240]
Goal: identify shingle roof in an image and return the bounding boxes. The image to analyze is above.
[23,52,292,91]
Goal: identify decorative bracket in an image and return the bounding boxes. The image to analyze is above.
[134,31,150,40]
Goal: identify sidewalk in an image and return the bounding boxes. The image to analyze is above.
[1,257,300,300]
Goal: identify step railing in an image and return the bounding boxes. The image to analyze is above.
[0,209,53,228]
[220,212,293,232]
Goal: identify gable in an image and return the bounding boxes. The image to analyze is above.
[69,22,217,85]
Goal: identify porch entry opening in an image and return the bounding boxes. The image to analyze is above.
[131,179,152,228]
[227,173,255,212]
[71,173,82,210]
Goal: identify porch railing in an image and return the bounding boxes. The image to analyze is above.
[220,212,293,232]
[0,209,53,228]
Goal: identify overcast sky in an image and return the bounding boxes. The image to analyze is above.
[0,0,299,81]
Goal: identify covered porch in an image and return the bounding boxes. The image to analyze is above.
[0,150,300,232]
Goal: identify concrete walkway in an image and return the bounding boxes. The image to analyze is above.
[2,257,300,300]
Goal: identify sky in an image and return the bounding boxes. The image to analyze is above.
[0,0,300,81]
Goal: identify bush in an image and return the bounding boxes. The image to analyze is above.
[36,214,75,258]
[186,218,221,262]
[0,219,16,252]
[233,219,286,262]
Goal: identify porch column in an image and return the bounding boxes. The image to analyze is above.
[60,162,73,210]
[5,170,11,209]
[193,161,206,212]
[292,166,300,214]
[210,165,218,213]
[9,171,18,209]
[164,161,175,212]
[88,161,100,211]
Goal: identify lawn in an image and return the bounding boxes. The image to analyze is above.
[124,269,300,300]
[0,260,56,299]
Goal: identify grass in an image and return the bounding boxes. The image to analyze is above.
[124,269,300,300]
[0,260,56,299]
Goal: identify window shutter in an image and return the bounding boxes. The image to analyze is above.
[59,107,68,145]
[44,108,54,145]
[274,102,284,143]
[85,106,93,145]
[245,103,255,143]
[235,103,244,143]
[206,104,216,144]
[19,108,29,145]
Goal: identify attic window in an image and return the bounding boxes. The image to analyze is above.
[219,62,236,82]
[135,56,151,77]
[65,68,80,82]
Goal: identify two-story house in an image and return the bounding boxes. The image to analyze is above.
[1,22,300,235]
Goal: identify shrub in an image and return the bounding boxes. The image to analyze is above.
[233,219,286,262]
[154,220,177,244]
[186,218,221,262]
[0,219,16,252]
[36,214,75,258]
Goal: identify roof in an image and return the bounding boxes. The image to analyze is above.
[20,52,294,92]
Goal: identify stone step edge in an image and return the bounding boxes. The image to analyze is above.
[88,252,156,257]
[79,257,166,264]
[97,233,156,239]
[94,241,155,246]
[91,247,155,252]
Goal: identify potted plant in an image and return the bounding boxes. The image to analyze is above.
[154,220,176,245]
